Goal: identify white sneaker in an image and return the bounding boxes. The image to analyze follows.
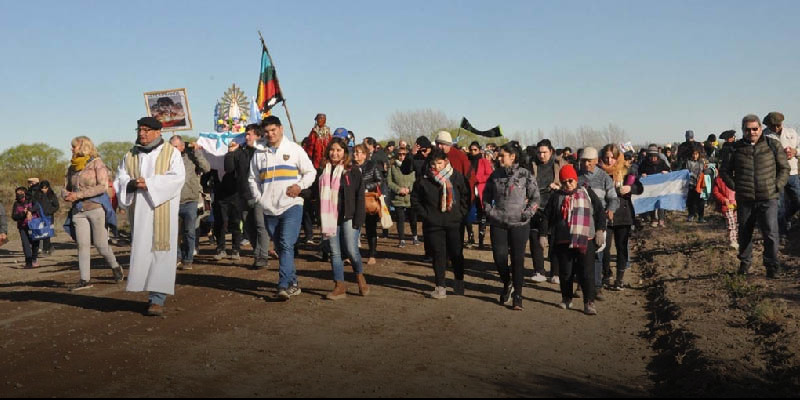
[548,276,560,285]
[730,241,739,250]
[429,286,447,299]
[530,273,547,283]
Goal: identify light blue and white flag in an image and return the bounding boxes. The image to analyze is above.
[197,131,246,180]
[632,170,691,215]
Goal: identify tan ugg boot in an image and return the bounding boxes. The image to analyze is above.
[326,281,347,300]
[356,274,370,296]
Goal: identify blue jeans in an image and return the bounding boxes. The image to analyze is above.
[779,174,800,236]
[328,220,363,281]
[738,199,780,271]
[149,292,167,306]
[178,202,197,263]
[265,205,303,289]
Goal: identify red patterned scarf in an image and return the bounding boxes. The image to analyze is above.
[560,188,592,254]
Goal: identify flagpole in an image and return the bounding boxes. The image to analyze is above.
[258,31,297,142]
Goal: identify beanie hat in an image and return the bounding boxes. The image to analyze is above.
[581,147,599,160]
[559,164,578,182]
[435,130,453,146]
[333,128,348,139]
[685,130,694,140]
[647,144,659,154]
[416,136,432,148]
[764,112,784,126]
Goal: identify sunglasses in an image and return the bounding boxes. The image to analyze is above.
[744,127,760,132]
[561,179,576,184]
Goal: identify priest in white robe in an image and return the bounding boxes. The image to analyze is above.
[114,117,185,316]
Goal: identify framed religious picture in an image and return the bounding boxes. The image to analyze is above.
[143,88,193,131]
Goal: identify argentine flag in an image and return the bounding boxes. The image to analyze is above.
[196,132,246,180]
[632,170,691,215]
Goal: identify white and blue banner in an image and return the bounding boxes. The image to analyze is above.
[197,131,246,180]
[632,170,691,215]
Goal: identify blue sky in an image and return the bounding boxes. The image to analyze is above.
[2,0,799,157]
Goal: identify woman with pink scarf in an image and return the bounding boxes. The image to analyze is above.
[319,137,369,300]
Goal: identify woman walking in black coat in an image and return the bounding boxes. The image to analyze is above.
[353,144,383,265]
[411,149,470,299]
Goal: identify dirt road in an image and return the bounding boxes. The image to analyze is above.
[1,230,654,397]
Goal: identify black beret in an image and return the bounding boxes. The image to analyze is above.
[137,117,162,130]
[387,141,396,147]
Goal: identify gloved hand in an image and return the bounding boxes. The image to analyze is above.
[595,230,606,248]
[539,236,549,250]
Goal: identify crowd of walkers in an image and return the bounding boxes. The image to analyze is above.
[2,111,797,316]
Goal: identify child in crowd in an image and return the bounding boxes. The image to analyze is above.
[712,175,738,249]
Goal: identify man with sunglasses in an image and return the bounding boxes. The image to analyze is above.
[720,114,789,278]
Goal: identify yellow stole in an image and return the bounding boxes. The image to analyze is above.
[124,144,174,252]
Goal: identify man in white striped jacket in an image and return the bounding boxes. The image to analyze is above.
[249,116,316,300]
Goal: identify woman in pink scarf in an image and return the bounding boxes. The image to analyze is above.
[318,137,369,300]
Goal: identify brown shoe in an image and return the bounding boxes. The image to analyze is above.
[146,303,164,316]
[356,273,370,296]
[367,257,377,265]
[325,281,347,300]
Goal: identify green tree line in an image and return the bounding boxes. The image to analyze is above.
[0,141,137,188]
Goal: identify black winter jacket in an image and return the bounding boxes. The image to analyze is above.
[638,159,671,176]
[539,188,607,242]
[411,169,470,230]
[225,145,257,201]
[610,174,644,227]
[401,152,428,181]
[358,160,383,193]
[720,136,790,202]
[30,187,59,216]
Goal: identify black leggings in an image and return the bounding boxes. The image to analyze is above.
[365,214,379,258]
[602,225,632,281]
[395,206,418,242]
[554,243,596,303]
[427,226,464,287]
[529,228,556,277]
[491,224,529,297]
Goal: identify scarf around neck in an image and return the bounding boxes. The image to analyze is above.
[560,188,592,254]
[71,155,92,172]
[313,125,331,139]
[431,164,454,212]
[124,141,174,251]
[132,137,165,155]
[319,163,346,236]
